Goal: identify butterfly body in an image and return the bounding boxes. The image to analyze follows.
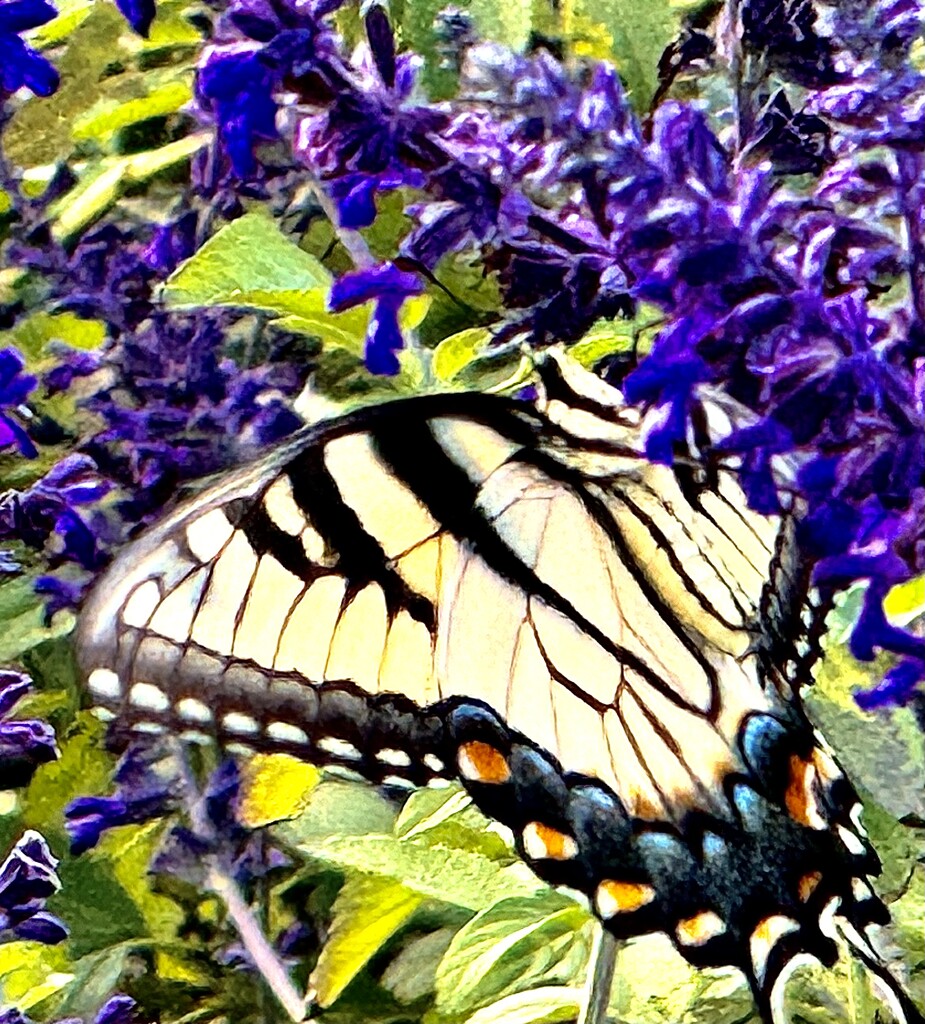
[76,356,922,1024]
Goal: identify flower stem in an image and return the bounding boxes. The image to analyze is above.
[170,742,311,1023]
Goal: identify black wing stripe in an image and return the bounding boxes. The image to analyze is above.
[612,488,748,630]
[286,447,436,630]
[514,447,722,715]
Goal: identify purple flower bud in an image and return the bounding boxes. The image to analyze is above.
[113,0,154,35]
[0,0,60,97]
[0,830,67,945]
[65,744,180,855]
[94,994,138,1024]
[0,671,58,788]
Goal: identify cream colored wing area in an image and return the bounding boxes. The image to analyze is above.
[423,477,734,818]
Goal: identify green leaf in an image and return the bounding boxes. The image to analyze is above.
[806,646,925,824]
[433,328,493,382]
[279,831,544,911]
[163,211,331,309]
[50,135,207,242]
[0,578,75,663]
[570,0,696,108]
[311,875,425,1007]
[10,311,107,365]
[460,985,581,1024]
[435,894,591,1015]
[395,787,515,860]
[72,78,194,144]
[276,779,398,843]
[40,945,134,1019]
[0,941,72,1010]
[239,752,322,827]
[381,927,456,1004]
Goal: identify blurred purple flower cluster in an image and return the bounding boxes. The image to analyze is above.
[0,669,57,787]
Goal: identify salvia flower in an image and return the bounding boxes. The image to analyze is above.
[152,759,289,889]
[0,669,58,788]
[0,830,67,945]
[329,262,424,374]
[0,0,59,97]
[113,0,154,36]
[65,743,181,855]
[0,455,111,571]
[0,348,38,459]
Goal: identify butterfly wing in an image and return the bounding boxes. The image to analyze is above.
[76,382,918,1024]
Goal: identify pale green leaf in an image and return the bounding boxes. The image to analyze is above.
[281,831,545,911]
[461,985,581,1024]
[163,211,332,313]
[433,328,493,382]
[435,894,592,1015]
[73,78,194,143]
[311,875,425,1007]
[381,927,457,1004]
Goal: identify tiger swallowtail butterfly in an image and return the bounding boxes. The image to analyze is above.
[75,352,923,1024]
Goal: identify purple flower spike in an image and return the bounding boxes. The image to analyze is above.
[0,670,58,788]
[0,0,59,97]
[0,830,68,945]
[113,0,154,35]
[0,348,38,458]
[197,48,280,178]
[0,454,110,572]
[329,263,424,374]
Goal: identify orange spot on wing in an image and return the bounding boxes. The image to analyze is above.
[596,880,656,917]
[457,741,511,783]
[798,871,822,902]
[785,754,826,829]
[523,821,578,860]
[676,910,726,946]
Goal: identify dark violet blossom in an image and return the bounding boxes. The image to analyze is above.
[0,669,58,788]
[152,759,288,889]
[113,0,154,36]
[197,48,280,179]
[0,348,38,459]
[65,743,181,854]
[0,455,111,571]
[0,0,59,97]
[0,830,67,945]
[329,263,424,374]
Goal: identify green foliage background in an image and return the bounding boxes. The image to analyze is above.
[0,1,923,1022]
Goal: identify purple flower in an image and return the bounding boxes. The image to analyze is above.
[0,995,140,1024]
[0,0,59,97]
[0,455,110,570]
[0,830,67,945]
[329,263,424,374]
[113,0,153,35]
[152,760,289,890]
[92,994,139,1024]
[197,48,280,178]
[65,743,180,855]
[0,348,37,458]
[0,670,58,788]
